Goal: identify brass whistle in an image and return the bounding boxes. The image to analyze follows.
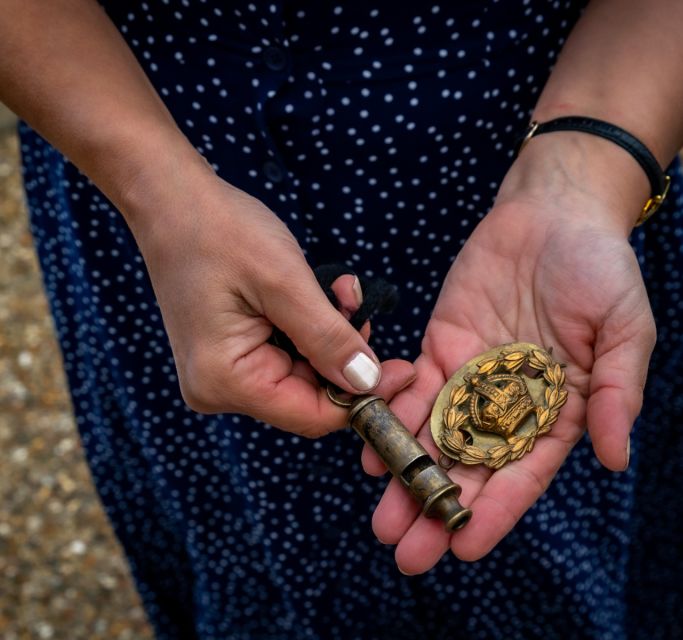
[347,395,472,532]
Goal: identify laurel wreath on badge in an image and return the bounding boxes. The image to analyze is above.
[436,346,569,470]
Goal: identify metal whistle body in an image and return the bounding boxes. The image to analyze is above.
[349,395,472,532]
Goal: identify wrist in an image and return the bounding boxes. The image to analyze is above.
[497,129,650,236]
[107,126,219,242]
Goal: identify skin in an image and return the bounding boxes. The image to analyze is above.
[0,0,415,435]
[1,0,682,572]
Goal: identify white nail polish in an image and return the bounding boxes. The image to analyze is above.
[625,436,631,470]
[343,352,380,392]
[352,276,363,307]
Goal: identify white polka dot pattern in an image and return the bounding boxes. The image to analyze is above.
[19,1,683,639]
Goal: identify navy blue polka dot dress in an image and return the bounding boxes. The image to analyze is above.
[20,2,683,639]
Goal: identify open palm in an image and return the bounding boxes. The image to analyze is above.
[365,198,656,574]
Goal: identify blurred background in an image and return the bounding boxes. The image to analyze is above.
[0,103,154,639]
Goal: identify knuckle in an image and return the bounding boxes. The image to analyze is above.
[180,387,217,414]
[251,263,282,293]
[256,257,307,295]
[637,307,657,348]
[296,422,330,439]
[306,316,355,355]
[284,402,346,438]
[646,318,657,349]
[178,348,241,414]
[179,375,222,414]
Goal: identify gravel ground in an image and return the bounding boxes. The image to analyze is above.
[0,121,155,639]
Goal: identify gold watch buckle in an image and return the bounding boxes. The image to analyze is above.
[637,174,671,226]
[518,121,540,154]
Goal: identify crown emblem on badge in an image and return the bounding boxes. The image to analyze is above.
[464,372,536,439]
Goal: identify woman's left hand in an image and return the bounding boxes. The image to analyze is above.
[364,133,657,573]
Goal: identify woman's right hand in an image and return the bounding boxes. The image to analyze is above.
[129,166,415,436]
[0,0,413,437]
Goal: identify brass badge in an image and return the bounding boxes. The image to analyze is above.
[430,343,568,470]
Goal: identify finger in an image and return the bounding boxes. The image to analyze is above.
[373,421,487,546]
[331,275,371,341]
[372,477,421,544]
[230,350,415,436]
[258,259,382,395]
[450,403,582,562]
[361,442,386,476]
[395,516,451,575]
[587,314,656,471]
[330,274,363,317]
[372,359,417,404]
[360,320,370,343]
[290,354,405,391]
[231,344,350,434]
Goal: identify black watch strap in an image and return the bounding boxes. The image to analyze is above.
[518,116,671,225]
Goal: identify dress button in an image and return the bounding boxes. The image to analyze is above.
[263,160,284,183]
[263,46,287,71]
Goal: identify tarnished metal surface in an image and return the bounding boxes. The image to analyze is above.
[431,343,568,469]
[349,396,472,532]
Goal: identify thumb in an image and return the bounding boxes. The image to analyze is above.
[586,313,656,471]
[260,262,382,394]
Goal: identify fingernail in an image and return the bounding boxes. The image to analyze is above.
[624,436,631,470]
[352,276,363,307]
[343,352,380,392]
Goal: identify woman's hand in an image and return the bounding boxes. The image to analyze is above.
[131,167,415,436]
[365,133,657,573]
[0,1,417,436]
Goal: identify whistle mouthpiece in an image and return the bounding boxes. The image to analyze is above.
[349,396,472,532]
